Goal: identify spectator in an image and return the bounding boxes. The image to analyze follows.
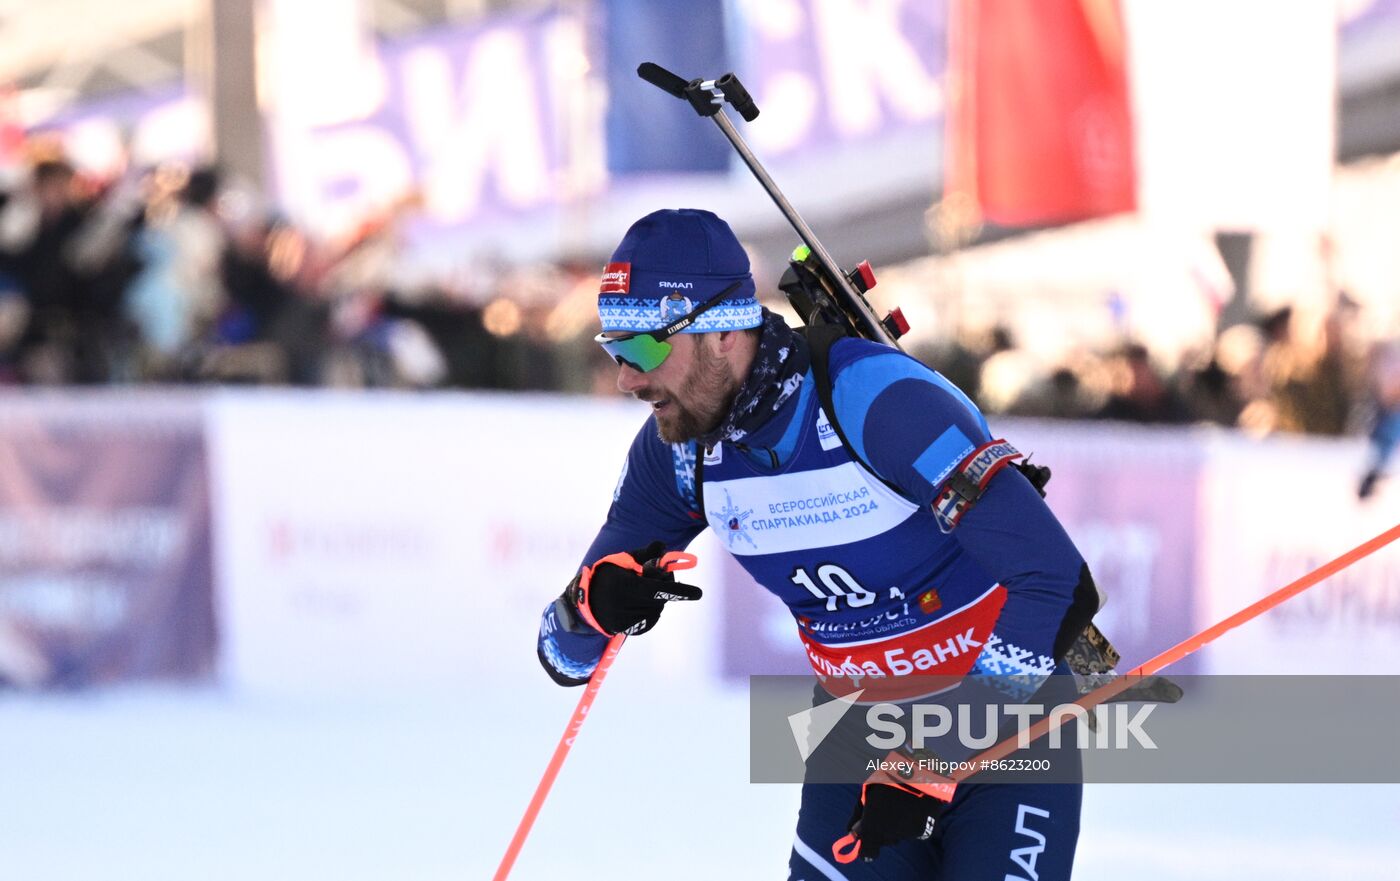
[1358,339,1400,499]
[1095,343,1189,424]
[0,158,88,382]
[1243,300,1364,436]
[124,165,232,376]
[1010,365,1096,419]
[0,273,28,382]
[976,325,1040,413]
[1176,343,1244,427]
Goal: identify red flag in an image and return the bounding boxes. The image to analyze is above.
[945,0,1136,227]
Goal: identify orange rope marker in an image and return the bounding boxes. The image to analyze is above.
[493,551,697,881]
[834,522,1400,863]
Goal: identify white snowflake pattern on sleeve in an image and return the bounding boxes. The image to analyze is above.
[971,633,1057,700]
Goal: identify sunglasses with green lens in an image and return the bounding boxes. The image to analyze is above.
[594,280,744,372]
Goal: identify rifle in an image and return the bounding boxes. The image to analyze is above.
[634,56,1178,742]
[636,62,910,348]
[636,60,1055,496]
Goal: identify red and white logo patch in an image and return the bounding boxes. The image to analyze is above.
[599,262,631,294]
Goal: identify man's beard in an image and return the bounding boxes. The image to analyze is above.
[653,345,739,444]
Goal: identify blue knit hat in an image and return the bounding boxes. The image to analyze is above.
[597,208,761,333]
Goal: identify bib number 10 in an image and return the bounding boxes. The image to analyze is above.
[790,564,876,612]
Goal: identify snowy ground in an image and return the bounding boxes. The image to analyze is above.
[2,679,1398,881]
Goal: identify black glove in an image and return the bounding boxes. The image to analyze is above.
[562,541,702,636]
[846,783,951,862]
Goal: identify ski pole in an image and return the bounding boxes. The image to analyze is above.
[833,521,1400,863]
[493,551,698,880]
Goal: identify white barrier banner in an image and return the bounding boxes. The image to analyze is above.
[1197,434,1400,674]
[207,391,653,695]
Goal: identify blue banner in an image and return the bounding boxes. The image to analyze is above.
[736,0,946,157]
[603,0,732,173]
[28,1,952,239]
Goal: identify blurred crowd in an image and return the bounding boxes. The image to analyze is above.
[914,299,1400,497]
[0,149,1396,493]
[0,149,613,393]
[921,297,1394,436]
